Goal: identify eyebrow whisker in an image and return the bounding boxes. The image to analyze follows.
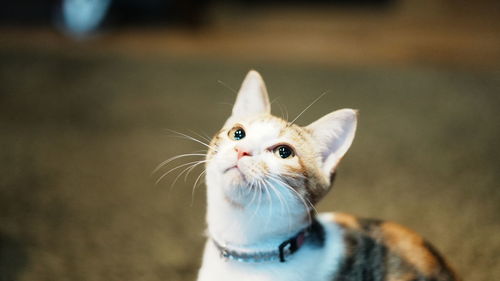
[289,91,328,125]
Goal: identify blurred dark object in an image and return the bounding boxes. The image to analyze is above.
[0,0,211,36]
[107,0,211,27]
[0,0,54,25]
[0,233,28,281]
[243,0,394,7]
[0,0,393,37]
[0,0,395,30]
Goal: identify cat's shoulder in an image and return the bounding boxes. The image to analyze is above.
[318,212,460,281]
[320,211,430,245]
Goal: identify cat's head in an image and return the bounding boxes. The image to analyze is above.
[205,71,357,210]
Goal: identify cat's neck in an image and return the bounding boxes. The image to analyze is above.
[206,181,311,248]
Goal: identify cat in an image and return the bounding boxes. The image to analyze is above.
[195,70,460,281]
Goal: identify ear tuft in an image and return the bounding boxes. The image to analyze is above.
[306,109,358,178]
[231,70,270,119]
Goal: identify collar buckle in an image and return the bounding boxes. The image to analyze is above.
[278,231,305,262]
[220,248,230,260]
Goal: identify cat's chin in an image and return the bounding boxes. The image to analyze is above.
[223,166,249,185]
[219,169,257,204]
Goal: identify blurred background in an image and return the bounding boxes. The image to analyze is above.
[0,0,499,280]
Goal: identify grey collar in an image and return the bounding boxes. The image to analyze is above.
[211,219,324,263]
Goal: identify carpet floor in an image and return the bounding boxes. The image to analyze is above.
[0,49,499,281]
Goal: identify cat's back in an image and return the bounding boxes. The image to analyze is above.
[322,212,460,281]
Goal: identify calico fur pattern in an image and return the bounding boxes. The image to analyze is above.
[195,70,460,281]
[331,213,459,281]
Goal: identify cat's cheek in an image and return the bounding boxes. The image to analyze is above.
[266,157,301,177]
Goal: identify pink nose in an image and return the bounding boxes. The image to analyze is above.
[236,147,252,160]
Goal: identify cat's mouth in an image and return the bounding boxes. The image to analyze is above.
[223,165,248,182]
[223,166,237,173]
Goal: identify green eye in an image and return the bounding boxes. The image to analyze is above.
[274,145,294,159]
[228,126,246,141]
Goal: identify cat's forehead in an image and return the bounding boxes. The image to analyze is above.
[245,115,285,131]
[230,115,306,142]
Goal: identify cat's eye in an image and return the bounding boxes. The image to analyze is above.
[228,126,246,141]
[273,145,294,159]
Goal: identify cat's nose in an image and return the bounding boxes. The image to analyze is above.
[235,147,252,160]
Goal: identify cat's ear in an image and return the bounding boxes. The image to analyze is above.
[230,70,271,119]
[306,109,357,177]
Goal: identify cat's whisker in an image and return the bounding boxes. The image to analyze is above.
[215,102,235,107]
[247,179,260,207]
[166,129,217,151]
[188,129,212,144]
[248,180,264,225]
[262,175,293,230]
[280,171,307,180]
[289,91,328,125]
[152,153,206,175]
[267,175,314,224]
[265,178,293,230]
[265,180,280,212]
[217,79,238,94]
[191,169,207,207]
[289,185,318,220]
[277,103,285,121]
[269,97,280,106]
[257,182,264,220]
[274,184,290,216]
[201,131,213,143]
[155,160,206,185]
[269,97,284,120]
[303,195,318,216]
[245,180,255,197]
[171,134,215,151]
[170,160,208,190]
[262,179,274,229]
[246,184,258,220]
[275,101,289,123]
[184,158,208,182]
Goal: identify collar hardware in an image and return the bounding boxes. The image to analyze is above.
[211,218,323,263]
[278,230,306,262]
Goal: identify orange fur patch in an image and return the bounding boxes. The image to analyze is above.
[332,213,361,230]
[381,222,438,276]
[387,273,417,281]
[261,162,269,174]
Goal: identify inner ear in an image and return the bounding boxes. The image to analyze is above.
[306,109,357,178]
[231,70,271,119]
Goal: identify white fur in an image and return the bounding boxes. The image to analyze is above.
[197,71,357,281]
[205,120,309,246]
[197,213,346,281]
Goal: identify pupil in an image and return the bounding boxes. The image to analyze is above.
[279,146,291,158]
[234,129,245,140]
